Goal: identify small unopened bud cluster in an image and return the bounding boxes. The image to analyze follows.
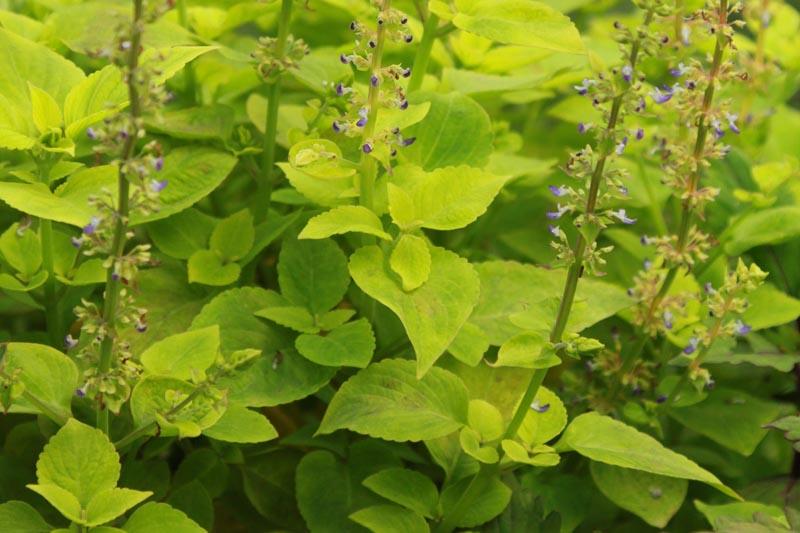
[252,34,309,82]
[548,3,670,274]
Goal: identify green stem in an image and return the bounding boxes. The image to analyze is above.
[114,385,204,449]
[408,11,438,92]
[96,0,143,434]
[612,0,729,389]
[40,218,62,349]
[258,0,294,223]
[502,10,655,441]
[176,0,197,103]
[358,0,390,214]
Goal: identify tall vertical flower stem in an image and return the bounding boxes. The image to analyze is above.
[501,9,655,442]
[96,0,143,434]
[259,0,294,223]
[614,0,729,385]
[358,0,390,213]
[176,0,197,102]
[408,8,438,93]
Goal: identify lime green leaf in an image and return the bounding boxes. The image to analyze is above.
[299,206,391,240]
[26,484,81,523]
[0,501,51,532]
[390,234,431,291]
[496,332,560,369]
[85,488,152,527]
[0,182,92,226]
[3,342,78,420]
[278,238,349,315]
[317,308,356,330]
[558,412,739,499]
[362,468,439,518]
[667,388,788,456]
[295,318,375,368]
[440,476,511,528]
[279,163,356,207]
[452,0,584,54]
[0,128,35,150]
[63,65,126,139]
[35,419,119,506]
[28,83,62,134]
[518,386,567,445]
[468,399,504,441]
[349,245,480,376]
[210,209,254,261]
[1,223,42,278]
[743,284,800,330]
[140,46,216,85]
[695,500,790,531]
[391,166,508,231]
[318,358,469,442]
[140,326,220,380]
[724,206,800,256]
[256,305,318,333]
[203,405,278,444]
[448,322,489,366]
[123,502,205,533]
[187,249,240,286]
[590,463,687,529]
[460,427,500,463]
[349,505,430,533]
[405,92,493,170]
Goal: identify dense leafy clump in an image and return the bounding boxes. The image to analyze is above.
[1,0,799,531]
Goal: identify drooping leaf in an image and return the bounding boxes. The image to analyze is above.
[203,405,278,444]
[349,504,430,533]
[209,209,254,262]
[140,326,220,381]
[0,501,51,533]
[362,468,439,518]
[318,358,469,442]
[590,463,687,528]
[85,488,151,527]
[724,206,800,256]
[440,476,512,528]
[349,245,480,376]
[278,238,350,315]
[558,412,738,498]
[123,502,205,533]
[299,206,391,240]
[295,451,364,533]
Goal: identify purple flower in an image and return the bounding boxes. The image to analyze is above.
[153,156,164,171]
[335,82,345,96]
[621,65,633,83]
[404,34,413,43]
[402,68,412,78]
[75,385,87,398]
[670,62,688,77]
[635,97,646,113]
[615,136,628,155]
[362,142,373,153]
[70,236,83,248]
[618,185,629,196]
[135,319,147,333]
[611,208,636,225]
[548,185,568,197]
[339,53,350,64]
[726,113,740,134]
[663,310,674,330]
[400,16,408,24]
[349,21,358,31]
[356,117,367,128]
[86,127,97,140]
[368,40,376,49]
[399,99,409,110]
[332,121,342,132]
[711,118,725,139]
[573,78,595,96]
[150,179,168,193]
[402,136,416,147]
[656,394,668,404]
[64,334,79,350]
[530,401,550,413]
[635,127,645,140]
[734,319,751,336]
[83,216,100,235]
[683,337,699,355]
[546,204,570,220]
[548,224,560,237]
[370,74,379,87]
[650,85,674,104]
[577,122,589,134]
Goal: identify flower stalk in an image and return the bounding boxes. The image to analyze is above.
[408,9,438,92]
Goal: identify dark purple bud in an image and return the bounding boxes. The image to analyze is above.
[650,86,673,104]
[615,136,628,155]
[402,136,416,147]
[621,65,633,83]
[402,68,411,78]
[404,34,413,43]
[111,271,120,281]
[400,16,408,24]
[635,127,645,140]
[362,142,373,153]
[530,401,550,413]
[356,117,367,127]
[734,319,751,336]
[640,235,651,245]
[150,179,168,193]
[332,121,341,132]
[670,62,687,77]
[726,113,740,134]
[70,236,83,248]
[83,216,100,235]
[153,156,164,171]
[349,21,357,31]
[683,337,699,355]
[663,310,674,330]
[335,83,345,96]
[339,53,350,64]
[548,185,568,197]
[577,122,587,134]
[656,394,668,404]
[399,100,409,110]
[135,319,147,333]
[370,74,379,87]
[368,40,376,49]
[74,387,86,398]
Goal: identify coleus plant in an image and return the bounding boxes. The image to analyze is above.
[0,0,800,531]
